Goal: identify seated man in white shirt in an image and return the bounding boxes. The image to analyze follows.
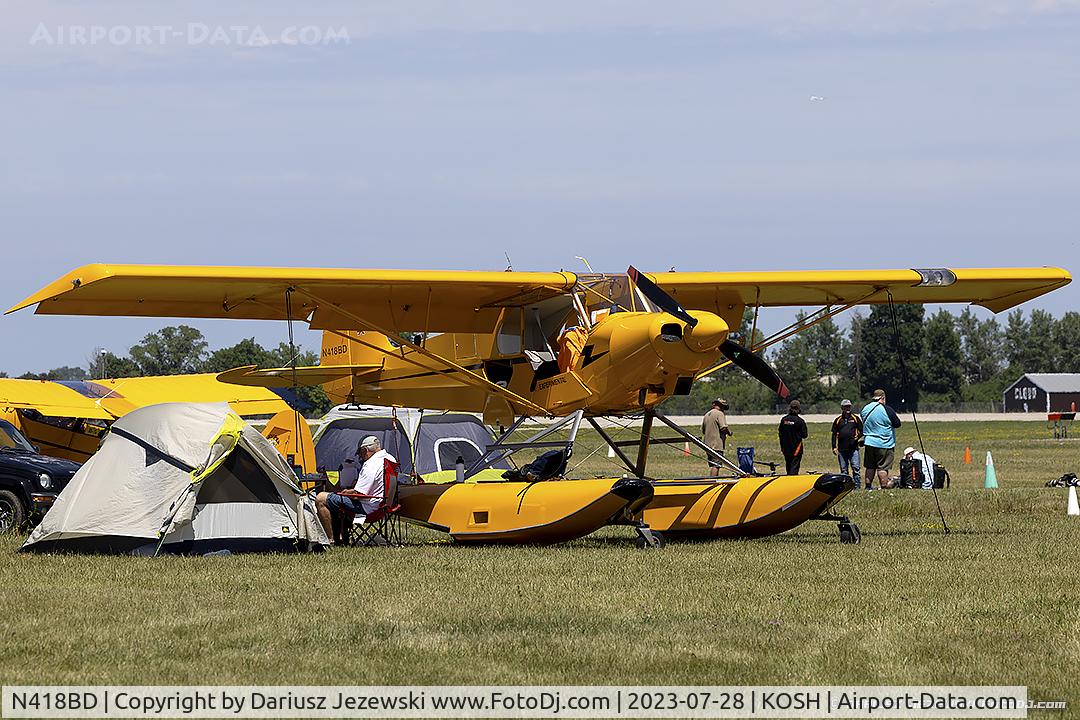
[315,435,397,542]
[337,457,360,489]
[902,446,938,490]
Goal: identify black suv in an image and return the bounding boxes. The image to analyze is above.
[0,419,80,532]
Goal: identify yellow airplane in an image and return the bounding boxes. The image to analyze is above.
[0,374,293,464]
[9,263,1070,546]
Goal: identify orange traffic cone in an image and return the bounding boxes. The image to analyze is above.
[683,441,691,456]
[963,447,972,465]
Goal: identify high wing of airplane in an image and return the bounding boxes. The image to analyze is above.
[8,263,1071,426]
[0,379,115,420]
[0,374,292,462]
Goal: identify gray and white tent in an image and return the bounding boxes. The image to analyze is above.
[21,402,329,555]
[312,405,511,482]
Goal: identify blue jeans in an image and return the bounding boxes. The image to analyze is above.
[838,448,860,480]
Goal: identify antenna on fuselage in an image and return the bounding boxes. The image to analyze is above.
[504,252,513,271]
[574,256,594,273]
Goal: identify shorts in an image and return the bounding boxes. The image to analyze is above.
[863,446,895,472]
[708,449,725,468]
[326,492,379,516]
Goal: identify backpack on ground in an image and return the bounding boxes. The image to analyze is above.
[933,463,950,489]
[898,458,923,489]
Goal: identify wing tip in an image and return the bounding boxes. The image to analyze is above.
[6,263,115,315]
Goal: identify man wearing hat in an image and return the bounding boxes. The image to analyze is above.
[902,446,937,490]
[701,398,733,476]
[778,399,808,475]
[860,388,902,490]
[830,399,864,485]
[314,435,397,543]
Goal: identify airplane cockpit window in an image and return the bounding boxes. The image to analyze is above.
[38,415,80,430]
[495,308,523,356]
[18,408,81,431]
[578,274,660,318]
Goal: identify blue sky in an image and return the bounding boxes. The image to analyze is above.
[2,1,1078,374]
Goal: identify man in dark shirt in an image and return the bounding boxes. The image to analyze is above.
[778,399,808,475]
[830,399,864,486]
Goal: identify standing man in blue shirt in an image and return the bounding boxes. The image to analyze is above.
[860,388,902,490]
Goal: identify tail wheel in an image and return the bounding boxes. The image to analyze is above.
[0,490,26,534]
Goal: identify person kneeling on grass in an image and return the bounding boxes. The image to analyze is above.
[315,435,396,545]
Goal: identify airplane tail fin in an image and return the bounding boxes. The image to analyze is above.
[320,330,394,367]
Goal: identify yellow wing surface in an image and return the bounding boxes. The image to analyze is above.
[0,379,114,420]
[91,374,291,417]
[0,375,289,420]
[652,267,1071,314]
[9,265,1069,328]
[7,264,578,333]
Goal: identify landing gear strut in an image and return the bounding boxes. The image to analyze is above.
[634,524,665,549]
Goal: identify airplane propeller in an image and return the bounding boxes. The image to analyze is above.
[627,265,790,399]
[719,339,790,399]
[627,265,697,328]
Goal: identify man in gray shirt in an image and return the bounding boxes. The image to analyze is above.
[701,398,733,476]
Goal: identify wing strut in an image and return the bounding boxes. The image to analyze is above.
[292,287,551,417]
[695,288,884,380]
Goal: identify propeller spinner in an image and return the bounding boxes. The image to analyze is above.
[627,265,790,399]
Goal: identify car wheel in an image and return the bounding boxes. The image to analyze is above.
[0,490,25,533]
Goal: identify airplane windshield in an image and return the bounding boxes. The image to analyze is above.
[0,420,36,452]
[577,274,662,318]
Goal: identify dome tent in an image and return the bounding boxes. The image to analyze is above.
[311,405,511,482]
[21,402,329,554]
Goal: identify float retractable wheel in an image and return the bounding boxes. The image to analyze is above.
[634,525,665,549]
[838,520,861,544]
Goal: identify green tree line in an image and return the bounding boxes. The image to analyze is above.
[10,326,331,416]
[663,306,1079,415]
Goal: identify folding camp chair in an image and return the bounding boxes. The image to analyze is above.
[338,458,403,546]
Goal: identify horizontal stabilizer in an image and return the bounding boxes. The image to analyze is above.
[217,364,380,389]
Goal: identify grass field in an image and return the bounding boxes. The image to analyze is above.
[1,421,1078,710]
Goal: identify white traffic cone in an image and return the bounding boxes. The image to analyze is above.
[1068,486,1079,516]
[984,451,998,489]
[607,444,616,458]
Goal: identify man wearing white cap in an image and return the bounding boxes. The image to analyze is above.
[902,446,937,490]
[352,435,395,511]
[315,435,397,542]
[830,399,863,485]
